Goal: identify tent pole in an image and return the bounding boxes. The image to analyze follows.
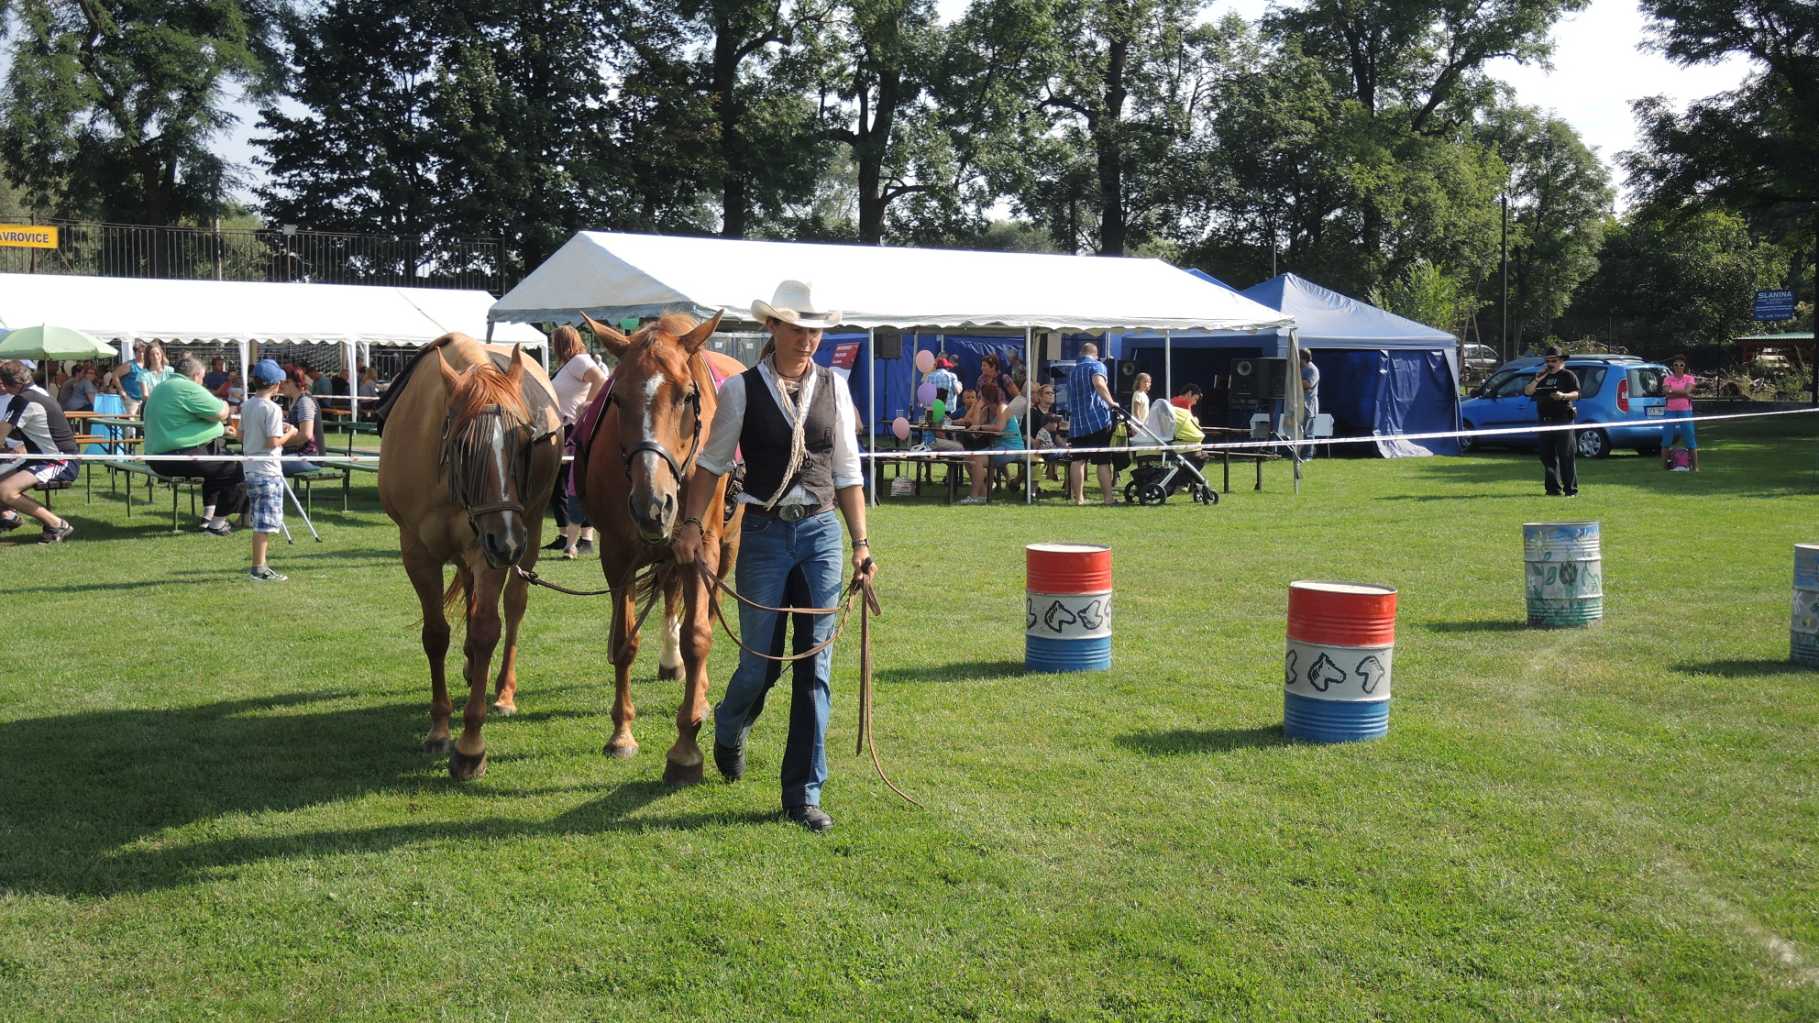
[345,338,358,426]
[1288,328,1301,495]
[1024,326,1033,505]
[1164,330,1172,406]
[237,340,249,405]
[867,328,877,508]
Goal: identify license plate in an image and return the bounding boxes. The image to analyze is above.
[1646,406,1665,417]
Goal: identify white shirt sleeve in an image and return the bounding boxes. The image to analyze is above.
[696,372,747,477]
[829,372,864,490]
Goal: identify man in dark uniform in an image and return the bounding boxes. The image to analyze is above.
[671,280,877,833]
[0,360,79,542]
[1523,346,1582,497]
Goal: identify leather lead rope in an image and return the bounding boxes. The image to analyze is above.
[695,563,917,808]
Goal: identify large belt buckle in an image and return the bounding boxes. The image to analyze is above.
[780,504,808,522]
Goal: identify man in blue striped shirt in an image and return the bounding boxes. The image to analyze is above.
[1064,342,1120,505]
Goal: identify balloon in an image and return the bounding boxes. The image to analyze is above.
[915,349,935,374]
[931,398,947,423]
[891,416,912,441]
[917,381,937,404]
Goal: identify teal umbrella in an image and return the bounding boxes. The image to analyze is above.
[0,324,119,360]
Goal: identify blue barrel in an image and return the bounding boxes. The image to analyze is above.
[1026,543,1112,672]
[1283,581,1397,743]
[1794,544,1819,667]
[1524,521,1603,627]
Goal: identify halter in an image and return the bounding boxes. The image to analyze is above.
[442,403,535,529]
[604,372,704,485]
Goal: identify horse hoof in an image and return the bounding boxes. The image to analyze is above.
[657,664,682,681]
[604,740,639,760]
[491,700,518,716]
[663,759,704,786]
[448,747,488,781]
[423,737,451,754]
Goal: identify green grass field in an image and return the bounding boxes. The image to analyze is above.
[3,417,1817,1021]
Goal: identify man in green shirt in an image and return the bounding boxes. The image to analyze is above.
[145,355,244,535]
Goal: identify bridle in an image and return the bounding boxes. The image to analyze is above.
[442,403,536,530]
[603,368,704,487]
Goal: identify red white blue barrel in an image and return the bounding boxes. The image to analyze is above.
[1283,581,1396,742]
[1524,521,1603,627]
[1026,543,1112,672]
[1793,544,1819,667]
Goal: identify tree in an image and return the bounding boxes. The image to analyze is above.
[1627,0,1817,213]
[1483,106,1611,349]
[255,0,443,246]
[1004,0,1216,256]
[1562,207,1789,352]
[1262,0,1584,277]
[804,0,948,243]
[0,0,282,224]
[428,1,618,276]
[619,0,824,238]
[1369,257,1479,335]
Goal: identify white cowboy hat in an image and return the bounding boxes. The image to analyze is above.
[751,280,842,329]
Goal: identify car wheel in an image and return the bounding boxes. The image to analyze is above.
[1577,428,1611,459]
[1459,420,1476,452]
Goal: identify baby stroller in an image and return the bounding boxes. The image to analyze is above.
[1118,406,1218,506]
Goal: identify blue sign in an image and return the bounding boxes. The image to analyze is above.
[1754,289,1795,321]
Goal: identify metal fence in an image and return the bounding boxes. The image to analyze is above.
[0,219,505,294]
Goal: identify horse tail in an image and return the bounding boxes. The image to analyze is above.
[443,574,465,617]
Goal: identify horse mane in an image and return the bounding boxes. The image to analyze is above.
[636,313,701,349]
[451,359,530,425]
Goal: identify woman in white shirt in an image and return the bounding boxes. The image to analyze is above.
[549,324,610,558]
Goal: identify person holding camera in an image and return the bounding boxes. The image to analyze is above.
[1523,346,1581,497]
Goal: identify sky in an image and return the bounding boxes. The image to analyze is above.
[215,0,1750,208]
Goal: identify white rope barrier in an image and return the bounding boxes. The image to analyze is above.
[16,404,1815,467]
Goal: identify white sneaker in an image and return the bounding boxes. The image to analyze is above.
[956,496,987,506]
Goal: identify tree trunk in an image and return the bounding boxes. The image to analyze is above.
[1095,35,1128,256]
[713,19,747,238]
[855,67,901,245]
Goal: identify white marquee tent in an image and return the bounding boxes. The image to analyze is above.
[490,231,1302,498]
[488,231,1292,334]
[0,273,545,421]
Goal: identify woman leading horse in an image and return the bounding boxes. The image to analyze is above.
[378,335,562,780]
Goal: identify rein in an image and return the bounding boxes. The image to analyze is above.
[512,554,915,807]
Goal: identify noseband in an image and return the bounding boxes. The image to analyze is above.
[605,375,703,485]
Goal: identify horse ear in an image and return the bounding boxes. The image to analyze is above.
[578,312,632,358]
[434,348,462,391]
[679,311,723,355]
[505,343,527,383]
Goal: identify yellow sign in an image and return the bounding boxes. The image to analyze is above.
[0,224,58,249]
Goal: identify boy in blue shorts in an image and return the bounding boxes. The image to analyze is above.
[240,359,296,580]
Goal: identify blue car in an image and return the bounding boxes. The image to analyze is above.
[1460,355,1670,458]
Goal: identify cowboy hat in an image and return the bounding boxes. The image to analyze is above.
[751,280,842,329]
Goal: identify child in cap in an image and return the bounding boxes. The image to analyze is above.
[241,359,296,581]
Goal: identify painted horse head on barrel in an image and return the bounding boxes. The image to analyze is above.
[378,336,562,780]
[575,310,746,784]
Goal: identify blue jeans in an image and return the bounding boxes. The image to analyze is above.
[714,509,844,808]
[280,458,320,477]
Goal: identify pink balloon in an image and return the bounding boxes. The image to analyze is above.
[917,381,937,404]
[891,416,912,441]
[915,349,936,374]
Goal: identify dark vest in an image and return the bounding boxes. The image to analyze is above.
[741,363,837,508]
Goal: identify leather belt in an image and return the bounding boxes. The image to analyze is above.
[746,503,829,522]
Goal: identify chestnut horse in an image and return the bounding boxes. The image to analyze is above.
[378,335,562,780]
[576,311,745,785]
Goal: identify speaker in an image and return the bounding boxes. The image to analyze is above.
[1229,357,1288,402]
[873,329,902,360]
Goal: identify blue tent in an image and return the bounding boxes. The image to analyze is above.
[813,331,1031,436]
[1117,273,1461,457]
